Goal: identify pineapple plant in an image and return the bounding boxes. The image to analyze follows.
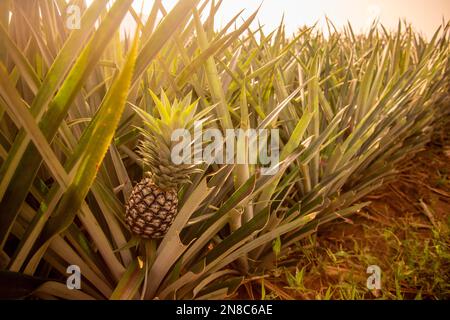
[0,0,448,300]
[125,91,206,239]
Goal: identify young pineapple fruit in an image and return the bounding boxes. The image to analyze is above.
[125,91,205,239]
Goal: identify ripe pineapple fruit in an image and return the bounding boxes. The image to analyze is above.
[125,177,178,238]
[125,91,206,239]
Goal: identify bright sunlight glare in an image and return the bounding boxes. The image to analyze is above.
[87,0,450,38]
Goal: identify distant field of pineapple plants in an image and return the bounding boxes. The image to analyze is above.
[0,0,448,300]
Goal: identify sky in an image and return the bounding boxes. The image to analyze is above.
[87,0,450,38]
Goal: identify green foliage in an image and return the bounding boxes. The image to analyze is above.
[0,0,448,300]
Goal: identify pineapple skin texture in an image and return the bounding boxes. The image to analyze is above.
[125,177,178,239]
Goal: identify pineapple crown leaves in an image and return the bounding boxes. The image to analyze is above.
[132,90,214,189]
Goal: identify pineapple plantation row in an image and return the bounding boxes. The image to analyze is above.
[0,0,449,299]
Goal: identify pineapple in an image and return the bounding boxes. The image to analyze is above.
[125,91,206,239]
